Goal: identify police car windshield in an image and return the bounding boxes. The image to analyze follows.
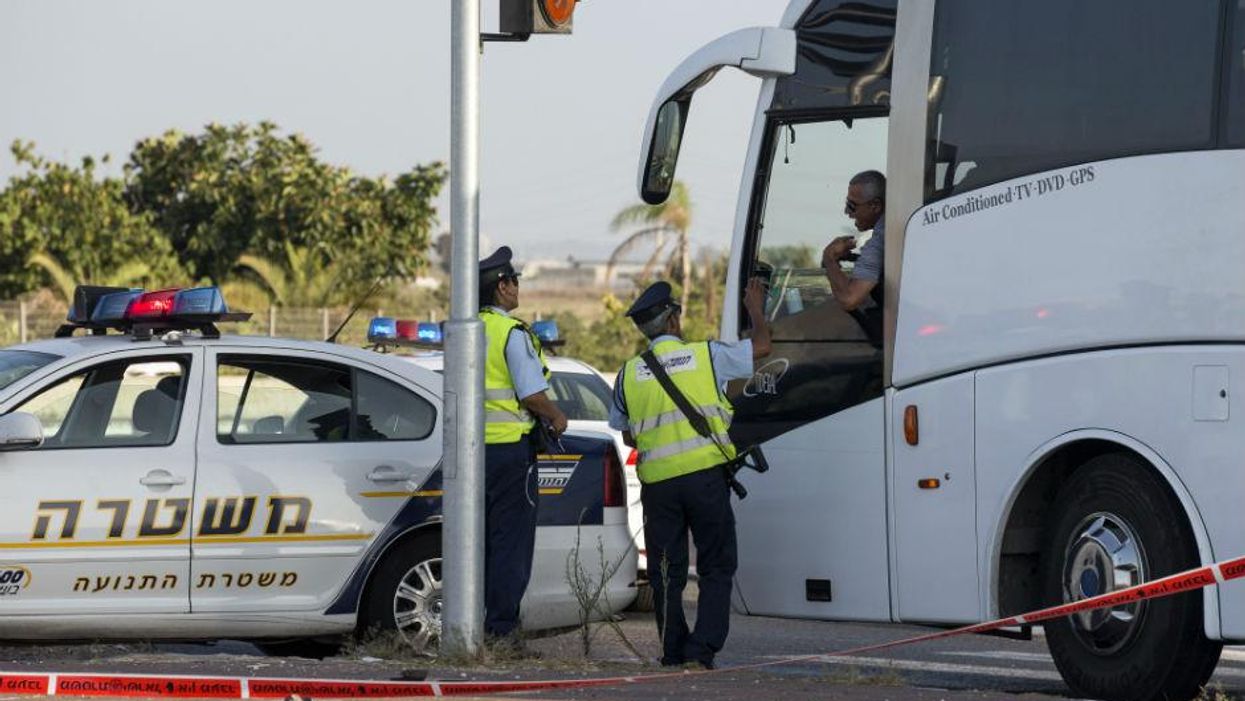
[0,350,59,392]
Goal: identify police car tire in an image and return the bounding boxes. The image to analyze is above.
[628,582,655,613]
[1040,454,1221,701]
[360,533,442,654]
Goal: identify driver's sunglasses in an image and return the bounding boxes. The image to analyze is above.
[503,273,521,286]
[844,197,875,215]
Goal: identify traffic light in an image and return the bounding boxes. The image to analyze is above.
[500,0,577,35]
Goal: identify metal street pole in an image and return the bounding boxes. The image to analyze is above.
[442,0,485,658]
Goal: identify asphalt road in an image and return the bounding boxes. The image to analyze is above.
[2,605,1245,701]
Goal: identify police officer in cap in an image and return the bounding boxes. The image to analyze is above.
[608,277,771,668]
[478,246,567,643]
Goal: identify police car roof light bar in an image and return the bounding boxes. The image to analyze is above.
[55,285,251,339]
[366,316,445,351]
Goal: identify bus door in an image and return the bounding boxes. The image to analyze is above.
[727,113,891,622]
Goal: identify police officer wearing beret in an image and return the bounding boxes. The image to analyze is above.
[478,246,568,642]
[608,278,771,668]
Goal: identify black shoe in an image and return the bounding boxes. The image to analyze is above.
[659,655,685,667]
[694,657,715,670]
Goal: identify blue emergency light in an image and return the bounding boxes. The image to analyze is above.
[173,287,229,316]
[532,320,560,344]
[90,290,144,323]
[417,322,443,344]
[368,317,398,341]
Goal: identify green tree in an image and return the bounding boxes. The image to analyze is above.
[124,122,445,303]
[608,180,692,310]
[233,242,339,307]
[0,141,181,300]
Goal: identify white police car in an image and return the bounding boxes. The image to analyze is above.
[0,287,635,653]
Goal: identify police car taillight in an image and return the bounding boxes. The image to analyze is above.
[126,289,180,318]
[604,447,625,508]
[626,448,638,467]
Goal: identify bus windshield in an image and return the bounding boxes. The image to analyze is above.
[0,350,59,393]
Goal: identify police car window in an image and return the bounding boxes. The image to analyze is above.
[218,358,352,444]
[0,350,59,392]
[15,357,189,449]
[354,370,435,441]
[549,372,610,422]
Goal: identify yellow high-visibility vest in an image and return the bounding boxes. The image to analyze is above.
[481,308,550,445]
[621,339,736,484]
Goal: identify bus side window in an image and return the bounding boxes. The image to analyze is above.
[728,117,887,446]
[1226,1,1245,147]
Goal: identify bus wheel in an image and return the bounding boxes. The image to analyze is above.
[361,533,442,656]
[1041,454,1221,701]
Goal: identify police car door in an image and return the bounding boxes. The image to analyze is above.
[193,346,440,614]
[0,347,201,617]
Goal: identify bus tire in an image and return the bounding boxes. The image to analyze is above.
[1041,453,1221,701]
[360,533,442,656]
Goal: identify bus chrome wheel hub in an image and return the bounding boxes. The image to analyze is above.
[1062,512,1147,655]
[393,557,442,653]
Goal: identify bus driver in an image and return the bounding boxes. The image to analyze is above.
[822,169,885,307]
[822,169,886,344]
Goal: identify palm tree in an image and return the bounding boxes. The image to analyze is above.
[232,242,339,308]
[608,180,692,309]
[28,252,152,303]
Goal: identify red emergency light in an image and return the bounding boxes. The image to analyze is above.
[126,289,180,318]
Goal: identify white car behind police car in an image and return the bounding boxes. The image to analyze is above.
[0,287,635,652]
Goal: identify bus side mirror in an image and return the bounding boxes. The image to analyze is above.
[640,99,689,205]
[0,412,44,452]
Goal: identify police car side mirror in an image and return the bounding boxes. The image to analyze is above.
[0,412,44,452]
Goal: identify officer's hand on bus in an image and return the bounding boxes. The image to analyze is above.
[823,236,857,267]
[744,277,767,315]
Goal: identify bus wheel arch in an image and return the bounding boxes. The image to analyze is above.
[993,433,1215,632]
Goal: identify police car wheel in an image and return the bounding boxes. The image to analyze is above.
[628,582,655,613]
[361,534,443,655]
[1040,454,1221,701]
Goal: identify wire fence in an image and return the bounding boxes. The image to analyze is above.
[0,300,445,348]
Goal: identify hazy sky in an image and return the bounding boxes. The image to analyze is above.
[0,0,791,263]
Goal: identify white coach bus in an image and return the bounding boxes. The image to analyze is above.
[635,2,1245,700]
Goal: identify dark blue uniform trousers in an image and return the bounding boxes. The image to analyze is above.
[641,466,737,666]
[484,436,539,637]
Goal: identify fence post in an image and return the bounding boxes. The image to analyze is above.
[268,306,277,337]
[321,308,330,340]
[18,301,27,344]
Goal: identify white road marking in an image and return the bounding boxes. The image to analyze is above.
[942,651,1053,663]
[766,654,1063,682]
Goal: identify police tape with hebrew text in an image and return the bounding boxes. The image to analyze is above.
[0,553,1242,698]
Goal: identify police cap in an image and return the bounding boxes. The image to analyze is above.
[626,281,680,324]
[479,246,520,283]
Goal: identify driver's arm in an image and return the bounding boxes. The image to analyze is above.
[826,268,877,311]
[822,234,880,311]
